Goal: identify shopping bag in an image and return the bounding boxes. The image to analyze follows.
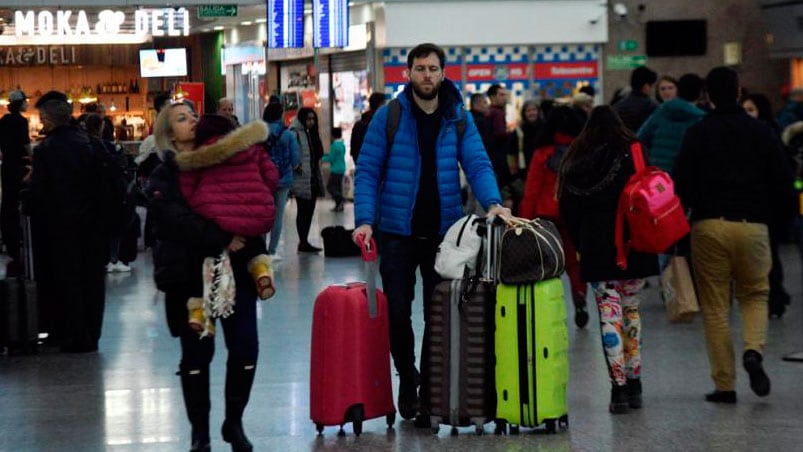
[661,256,699,323]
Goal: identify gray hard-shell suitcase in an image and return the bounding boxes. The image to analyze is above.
[1,214,38,354]
[425,218,502,435]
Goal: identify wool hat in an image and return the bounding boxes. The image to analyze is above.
[194,114,236,147]
[263,102,283,122]
[8,90,27,103]
[35,90,69,108]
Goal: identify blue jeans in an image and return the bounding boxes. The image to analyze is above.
[267,187,290,255]
[179,250,260,368]
[379,233,442,404]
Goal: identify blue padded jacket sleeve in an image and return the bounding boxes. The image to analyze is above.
[354,105,390,227]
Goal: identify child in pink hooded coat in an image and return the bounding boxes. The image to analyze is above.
[175,114,278,336]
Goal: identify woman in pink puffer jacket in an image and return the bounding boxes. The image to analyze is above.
[175,114,278,336]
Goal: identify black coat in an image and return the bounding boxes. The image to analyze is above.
[29,124,95,233]
[145,152,233,336]
[558,142,659,282]
[674,104,797,226]
[612,92,658,133]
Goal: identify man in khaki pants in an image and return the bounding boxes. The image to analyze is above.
[674,67,797,403]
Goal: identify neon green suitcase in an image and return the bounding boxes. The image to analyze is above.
[494,279,569,434]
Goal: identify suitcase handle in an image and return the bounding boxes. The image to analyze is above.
[356,234,379,318]
[356,234,378,263]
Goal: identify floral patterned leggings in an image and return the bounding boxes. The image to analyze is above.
[590,279,645,386]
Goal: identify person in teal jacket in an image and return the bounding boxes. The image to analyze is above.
[323,127,346,211]
[637,74,706,174]
[352,43,508,428]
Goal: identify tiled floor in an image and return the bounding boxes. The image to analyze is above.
[2,200,803,451]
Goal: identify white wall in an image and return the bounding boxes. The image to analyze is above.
[381,0,608,47]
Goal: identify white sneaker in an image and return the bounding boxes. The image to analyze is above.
[106,263,116,273]
[116,262,132,272]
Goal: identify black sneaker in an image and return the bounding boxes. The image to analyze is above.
[297,243,322,253]
[609,385,628,414]
[413,413,431,428]
[626,378,642,409]
[397,377,418,420]
[705,390,736,403]
[743,350,771,397]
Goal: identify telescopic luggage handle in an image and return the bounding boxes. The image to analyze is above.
[356,234,379,318]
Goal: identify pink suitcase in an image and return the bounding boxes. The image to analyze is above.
[309,238,396,436]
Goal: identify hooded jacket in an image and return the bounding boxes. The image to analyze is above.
[519,133,574,219]
[289,118,325,200]
[558,142,659,281]
[637,98,706,173]
[354,79,501,236]
[267,120,300,189]
[176,121,278,237]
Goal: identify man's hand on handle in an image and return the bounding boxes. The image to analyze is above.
[487,204,512,219]
[352,224,373,246]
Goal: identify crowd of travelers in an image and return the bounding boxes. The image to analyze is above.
[1,40,802,450]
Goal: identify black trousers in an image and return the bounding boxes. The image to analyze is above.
[1,181,21,261]
[378,233,442,407]
[296,197,317,246]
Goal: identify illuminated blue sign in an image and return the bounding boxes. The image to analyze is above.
[268,0,303,48]
[313,0,348,48]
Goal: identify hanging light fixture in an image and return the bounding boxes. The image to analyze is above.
[0,90,8,107]
[78,86,97,105]
[109,100,117,112]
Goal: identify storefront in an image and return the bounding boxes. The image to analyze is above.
[0,5,195,140]
[377,0,607,126]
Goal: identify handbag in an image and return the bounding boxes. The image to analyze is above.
[202,250,237,321]
[661,255,699,323]
[435,214,483,279]
[498,215,565,284]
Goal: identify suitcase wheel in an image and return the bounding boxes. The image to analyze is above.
[450,426,459,436]
[510,425,520,435]
[545,419,557,434]
[315,423,324,435]
[337,426,346,437]
[494,420,507,435]
[559,414,569,428]
[386,412,396,428]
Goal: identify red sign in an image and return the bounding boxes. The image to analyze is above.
[177,82,205,115]
[534,62,598,80]
[465,63,528,81]
[383,64,461,84]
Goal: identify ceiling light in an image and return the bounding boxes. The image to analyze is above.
[202,28,211,32]
[255,18,267,24]
[213,26,224,31]
[241,21,253,26]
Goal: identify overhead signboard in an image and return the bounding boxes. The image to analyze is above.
[313,0,348,48]
[607,54,647,70]
[268,0,304,49]
[6,8,190,45]
[198,5,238,18]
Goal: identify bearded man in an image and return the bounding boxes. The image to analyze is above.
[352,42,509,427]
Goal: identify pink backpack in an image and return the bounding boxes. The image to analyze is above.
[615,142,690,269]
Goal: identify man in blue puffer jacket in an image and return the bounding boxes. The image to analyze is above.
[353,43,509,427]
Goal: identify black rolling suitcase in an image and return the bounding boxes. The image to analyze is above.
[425,218,501,435]
[1,214,38,354]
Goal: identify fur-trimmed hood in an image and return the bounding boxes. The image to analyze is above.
[174,120,268,171]
[782,121,803,146]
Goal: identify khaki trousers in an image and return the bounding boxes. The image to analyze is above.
[691,219,770,391]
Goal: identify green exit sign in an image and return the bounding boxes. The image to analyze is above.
[618,40,638,51]
[198,4,238,18]
[607,54,647,71]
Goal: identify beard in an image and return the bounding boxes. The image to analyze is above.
[412,80,441,101]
